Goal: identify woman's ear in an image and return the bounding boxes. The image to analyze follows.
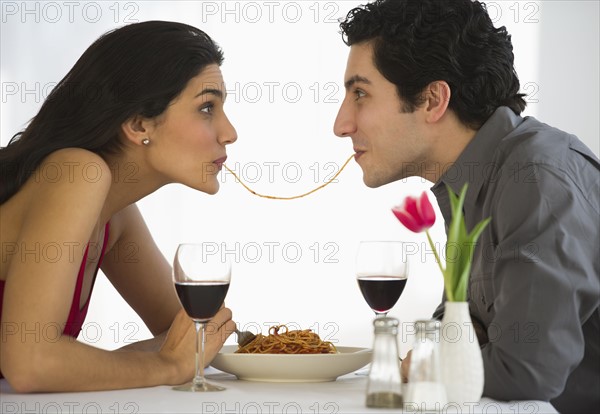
[423,81,451,123]
[121,115,153,146]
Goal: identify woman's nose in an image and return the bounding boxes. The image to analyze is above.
[220,114,238,145]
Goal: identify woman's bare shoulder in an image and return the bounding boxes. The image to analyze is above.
[3,148,112,242]
[26,148,112,199]
[38,148,112,182]
[0,149,113,280]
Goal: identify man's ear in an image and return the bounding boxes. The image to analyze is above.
[423,81,451,123]
[121,115,153,146]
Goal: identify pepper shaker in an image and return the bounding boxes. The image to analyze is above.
[404,319,447,411]
[366,317,403,408]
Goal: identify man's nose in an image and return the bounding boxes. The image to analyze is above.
[333,100,357,138]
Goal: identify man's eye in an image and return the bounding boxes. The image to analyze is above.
[354,89,366,100]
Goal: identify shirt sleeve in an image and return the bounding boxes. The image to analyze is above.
[480,162,599,401]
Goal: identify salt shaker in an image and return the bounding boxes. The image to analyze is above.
[404,320,448,411]
[366,317,403,408]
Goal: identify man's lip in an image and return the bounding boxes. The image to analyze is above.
[354,150,365,160]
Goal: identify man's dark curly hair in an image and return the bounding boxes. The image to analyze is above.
[339,0,526,129]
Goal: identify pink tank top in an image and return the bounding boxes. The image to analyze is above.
[0,223,110,370]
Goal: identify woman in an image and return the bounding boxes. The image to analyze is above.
[0,21,237,392]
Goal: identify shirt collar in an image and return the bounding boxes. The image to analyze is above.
[431,106,525,207]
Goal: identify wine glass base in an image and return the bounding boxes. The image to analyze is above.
[172,381,225,392]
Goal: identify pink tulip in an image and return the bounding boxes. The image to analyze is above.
[391,191,436,233]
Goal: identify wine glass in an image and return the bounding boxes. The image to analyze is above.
[356,241,409,317]
[172,243,231,392]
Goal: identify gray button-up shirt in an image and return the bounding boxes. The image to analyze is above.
[431,107,599,413]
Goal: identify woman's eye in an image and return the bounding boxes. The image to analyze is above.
[199,103,214,114]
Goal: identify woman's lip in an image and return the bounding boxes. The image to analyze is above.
[213,156,228,166]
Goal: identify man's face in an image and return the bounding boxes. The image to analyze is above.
[334,42,430,187]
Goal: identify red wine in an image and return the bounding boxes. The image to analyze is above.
[175,282,229,322]
[358,276,407,313]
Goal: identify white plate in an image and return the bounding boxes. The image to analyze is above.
[210,345,372,382]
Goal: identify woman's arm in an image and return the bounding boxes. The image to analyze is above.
[100,203,182,337]
[0,149,234,392]
[101,204,234,354]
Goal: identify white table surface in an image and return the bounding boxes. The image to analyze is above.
[0,368,558,414]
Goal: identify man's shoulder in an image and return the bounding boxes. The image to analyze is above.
[485,116,600,216]
[495,116,599,173]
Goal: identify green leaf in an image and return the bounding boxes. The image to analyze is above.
[453,261,472,302]
[442,268,454,302]
[455,238,472,296]
[442,183,491,302]
[469,217,492,243]
[445,186,459,288]
[454,217,491,301]
[445,184,469,299]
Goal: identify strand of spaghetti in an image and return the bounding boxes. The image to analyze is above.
[236,325,337,354]
[223,154,354,200]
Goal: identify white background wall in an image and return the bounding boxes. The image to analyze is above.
[1,1,598,352]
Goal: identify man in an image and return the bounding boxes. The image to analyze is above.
[334,1,599,412]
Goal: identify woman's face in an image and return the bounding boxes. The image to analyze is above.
[145,64,237,194]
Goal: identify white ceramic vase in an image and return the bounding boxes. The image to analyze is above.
[440,301,484,406]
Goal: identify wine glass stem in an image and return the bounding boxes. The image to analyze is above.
[193,321,206,387]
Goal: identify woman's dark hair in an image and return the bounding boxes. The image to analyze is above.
[0,21,223,203]
[339,0,526,129]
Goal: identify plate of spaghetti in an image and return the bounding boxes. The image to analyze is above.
[210,325,372,382]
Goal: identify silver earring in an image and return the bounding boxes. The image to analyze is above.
[142,138,150,146]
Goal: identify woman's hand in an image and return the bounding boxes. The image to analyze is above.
[204,307,235,364]
[158,307,235,385]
